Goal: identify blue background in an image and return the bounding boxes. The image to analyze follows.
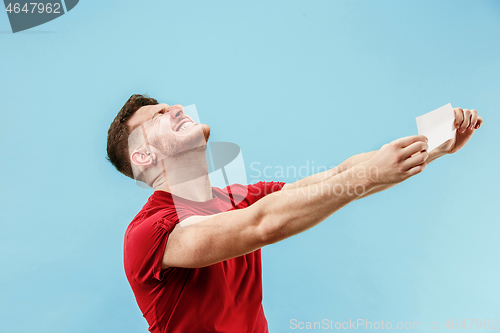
[1,1,499,332]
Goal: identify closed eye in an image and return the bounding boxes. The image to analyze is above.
[151,109,164,122]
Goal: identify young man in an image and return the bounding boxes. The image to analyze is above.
[106,94,482,333]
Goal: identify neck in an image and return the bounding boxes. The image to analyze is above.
[152,147,213,202]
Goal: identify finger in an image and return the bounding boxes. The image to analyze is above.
[407,161,427,177]
[394,135,428,148]
[459,109,471,132]
[475,116,483,129]
[401,141,428,160]
[403,150,429,170]
[454,108,464,129]
[469,109,478,130]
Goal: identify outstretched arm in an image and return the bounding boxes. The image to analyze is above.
[287,107,483,199]
[163,135,428,268]
[162,108,482,269]
[283,151,378,190]
[354,148,445,199]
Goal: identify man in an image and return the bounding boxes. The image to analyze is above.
[106,94,482,333]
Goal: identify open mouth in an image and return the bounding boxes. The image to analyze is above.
[175,118,194,132]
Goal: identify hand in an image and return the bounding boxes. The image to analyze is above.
[367,135,429,185]
[435,108,483,154]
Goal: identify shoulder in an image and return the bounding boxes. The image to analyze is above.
[125,208,178,245]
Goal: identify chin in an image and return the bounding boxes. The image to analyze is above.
[201,124,211,142]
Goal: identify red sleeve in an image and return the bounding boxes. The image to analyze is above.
[227,181,286,208]
[125,210,181,283]
[247,181,286,199]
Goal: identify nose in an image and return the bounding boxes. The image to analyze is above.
[169,105,184,119]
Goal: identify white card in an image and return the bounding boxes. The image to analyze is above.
[416,103,456,152]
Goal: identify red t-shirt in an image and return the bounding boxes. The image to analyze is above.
[123,181,286,333]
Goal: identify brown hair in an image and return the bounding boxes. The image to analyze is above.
[106,94,158,178]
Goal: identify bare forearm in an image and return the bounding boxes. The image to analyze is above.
[286,151,378,190]
[255,139,448,243]
[288,146,447,203]
[166,135,432,268]
[256,163,375,244]
[356,148,447,199]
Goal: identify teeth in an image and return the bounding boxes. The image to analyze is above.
[178,122,189,131]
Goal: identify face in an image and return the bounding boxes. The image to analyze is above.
[127,103,210,159]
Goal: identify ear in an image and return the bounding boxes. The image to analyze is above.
[130,147,155,167]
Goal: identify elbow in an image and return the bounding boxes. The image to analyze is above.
[255,212,283,246]
[250,194,285,246]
